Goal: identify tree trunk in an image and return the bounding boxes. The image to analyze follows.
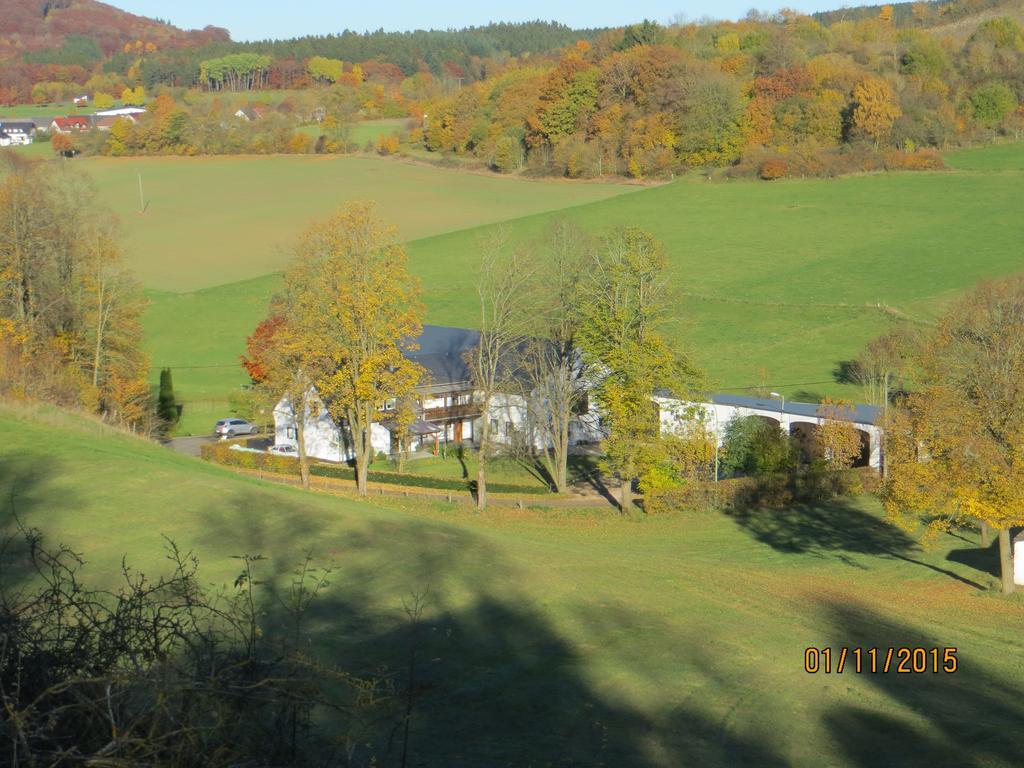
[619,474,629,513]
[998,527,1014,595]
[477,448,487,511]
[980,519,990,548]
[295,413,310,491]
[477,414,489,510]
[353,414,369,496]
[555,414,569,493]
[357,454,369,495]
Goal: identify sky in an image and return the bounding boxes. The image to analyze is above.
[111,1,854,42]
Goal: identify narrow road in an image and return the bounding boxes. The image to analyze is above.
[165,435,273,457]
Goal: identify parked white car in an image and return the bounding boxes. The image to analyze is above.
[268,444,298,457]
[214,418,259,437]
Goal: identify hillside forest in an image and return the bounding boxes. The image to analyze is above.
[4,1,1024,178]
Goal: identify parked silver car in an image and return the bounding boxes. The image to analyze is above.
[214,418,259,438]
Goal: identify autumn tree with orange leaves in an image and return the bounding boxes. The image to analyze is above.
[884,276,1024,594]
[0,158,149,429]
[281,201,425,495]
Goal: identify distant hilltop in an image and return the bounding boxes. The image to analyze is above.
[0,0,230,57]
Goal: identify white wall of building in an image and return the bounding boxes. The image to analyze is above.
[1014,532,1024,586]
[274,385,605,461]
[655,396,883,470]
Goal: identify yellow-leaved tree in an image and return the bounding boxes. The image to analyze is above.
[814,399,862,471]
[577,227,702,511]
[852,76,901,146]
[283,201,425,495]
[884,276,1024,594]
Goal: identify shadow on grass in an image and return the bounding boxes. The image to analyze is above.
[0,455,61,586]
[190,489,789,766]
[8,451,1019,766]
[724,496,987,589]
[821,602,1024,768]
[946,539,1000,580]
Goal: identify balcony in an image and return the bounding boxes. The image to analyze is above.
[422,403,482,422]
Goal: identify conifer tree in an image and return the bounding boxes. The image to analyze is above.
[157,367,177,425]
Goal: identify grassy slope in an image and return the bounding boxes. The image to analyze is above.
[84,154,634,290]
[1,401,1022,766]
[141,143,1024,433]
[416,146,1024,396]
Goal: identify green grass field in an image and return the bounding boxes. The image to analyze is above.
[0,101,92,120]
[1,401,1021,766]
[1,141,54,160]
[945,141,1024,171]
[84,154,634,290]
[78,154,632,433]
[299,117,411,147]
[121,143,1024,434]
[409,156,1024,396]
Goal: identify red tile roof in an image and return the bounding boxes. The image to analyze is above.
[51,116,91,131]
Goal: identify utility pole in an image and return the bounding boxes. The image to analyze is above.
[137,173,146,214]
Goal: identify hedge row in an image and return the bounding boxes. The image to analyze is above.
[731,145,946,181]
[645,466,880,515]
[200,443,551,496]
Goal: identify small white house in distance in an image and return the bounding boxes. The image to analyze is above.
[0,122,36,145]
[273,325,603,463]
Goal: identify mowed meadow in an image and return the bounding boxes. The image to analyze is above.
[1,401,1022,766]
[68,142,1024,434]
[74,153,635,432]
[85,154,635,290]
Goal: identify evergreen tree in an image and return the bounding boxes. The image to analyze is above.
[157,367,178,425]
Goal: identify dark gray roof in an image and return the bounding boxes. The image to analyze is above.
[653,389,880,425]
[0,121,35,132]
[709,393,881,425]
[403,325,481,389]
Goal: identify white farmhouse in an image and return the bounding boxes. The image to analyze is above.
[272,325,884,471]
[272,325,603,463]
[0,122,36,146]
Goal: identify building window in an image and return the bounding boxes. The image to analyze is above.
[286,427,296,440]
[572,393,589,416]
[490,418,498,433]
[505,421,513,437]
[385,398,396,411]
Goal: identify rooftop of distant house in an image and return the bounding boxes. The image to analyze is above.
[51,116,91,130]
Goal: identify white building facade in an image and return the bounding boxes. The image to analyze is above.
[272,325,603,463]
[656,392,883,470]
[271,326,883,471]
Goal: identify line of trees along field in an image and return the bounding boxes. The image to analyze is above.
[0,154,150,430]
